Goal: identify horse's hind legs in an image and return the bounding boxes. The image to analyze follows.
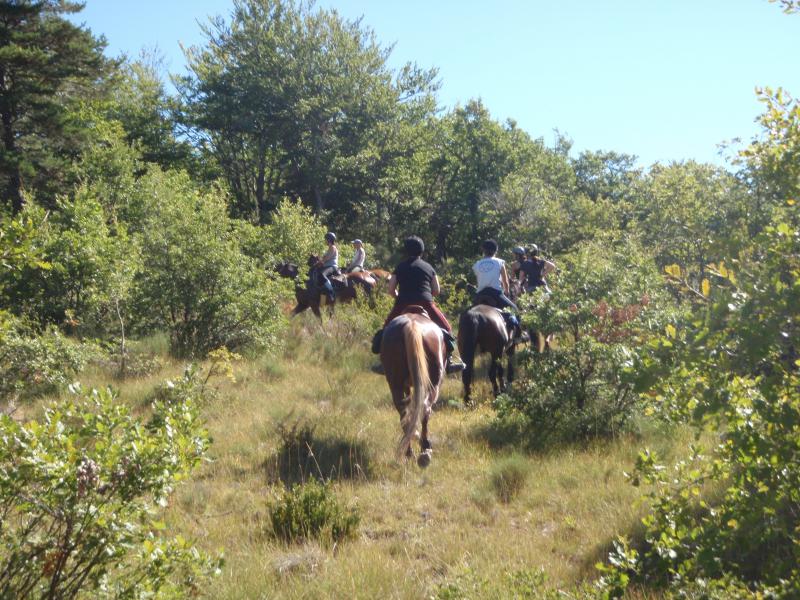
[417,396,434,468]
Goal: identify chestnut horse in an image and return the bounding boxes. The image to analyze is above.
[291,255,374,318]
[457,304,515,404]
[379,307,445,467]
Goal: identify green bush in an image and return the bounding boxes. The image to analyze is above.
[0,317,87,403]
[262,199,326,266]
[2,196,140,334]
[0,379,221,598]
[268,480,360,545]
[133,174,288,357]
[495,238,672,448]
[598,217,800,598]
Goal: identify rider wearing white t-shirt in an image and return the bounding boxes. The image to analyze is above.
[345,239,366,272]
[472,240,518,312]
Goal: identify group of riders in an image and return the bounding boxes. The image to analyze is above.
[308,231,555,373]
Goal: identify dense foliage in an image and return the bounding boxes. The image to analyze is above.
[494,238,673,448]
[598,215,800,598]
[0,377,221,598]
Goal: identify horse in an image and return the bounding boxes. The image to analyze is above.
[457,303,516,405]
[379,307,445,467]
[290,254,373,318]
[367,268,392,280]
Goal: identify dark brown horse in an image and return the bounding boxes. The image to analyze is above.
[379,307,445,467]
[457,304,515,404]
[290,255,373,318]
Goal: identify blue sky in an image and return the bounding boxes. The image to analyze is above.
[74,1,799,167]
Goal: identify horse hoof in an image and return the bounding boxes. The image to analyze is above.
[417,450,432,468]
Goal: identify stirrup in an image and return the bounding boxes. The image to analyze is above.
[445,357,465,374]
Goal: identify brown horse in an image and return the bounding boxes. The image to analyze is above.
[457,304,515,404]
[290,255,373,318]
[367,268,392,280]
[379,307,444,467]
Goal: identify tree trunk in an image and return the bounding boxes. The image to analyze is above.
[255,152,266,224]
[313,185,323,212]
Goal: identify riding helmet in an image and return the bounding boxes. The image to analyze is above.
[528,243,539,256]
[512,246,525,256]
[325,232,336,243]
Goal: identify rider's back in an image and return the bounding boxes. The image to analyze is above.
[395,257,435,303]
[520,258,545,288]
[473,257,504,292]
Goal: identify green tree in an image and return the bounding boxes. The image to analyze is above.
[421,100,528,261]
[737,87,800,233]
[177,0,437,223]
[107,53,197,174]
[0,0,110,212]
[635,161,749,283]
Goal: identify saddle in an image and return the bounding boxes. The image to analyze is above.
[330,273,348,287]
[399,305,430,319]
[473,293,501,309]
[472,297,521,339]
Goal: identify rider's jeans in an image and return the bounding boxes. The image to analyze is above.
[476,287,518,312]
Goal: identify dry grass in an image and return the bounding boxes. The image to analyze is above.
[32,312,687,599]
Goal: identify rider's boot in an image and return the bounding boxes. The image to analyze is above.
[442,329,465,374]
[500,311,524,340]
[323,280,335,303]
[370,329,385,374]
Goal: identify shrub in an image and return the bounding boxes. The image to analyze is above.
[0,380,221,598]
[268,480,359,545]
[488,454,530,503]
[0,317,87,404]
[598,217,800,597]
[268,418,371,485]
[262,199,326,266]
[3,194,141,334]
[134,174,288,357]
[496,238,672,448]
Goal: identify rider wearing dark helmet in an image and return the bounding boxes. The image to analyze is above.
[510,245,527,281]
[371,235,464,373]
[318,232,339,301]
[519,243,556,294]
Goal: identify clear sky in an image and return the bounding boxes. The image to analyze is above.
[72,0,800,168]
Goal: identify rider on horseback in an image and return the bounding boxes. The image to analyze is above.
[519,243,555,294]
[472,239,521,335]
[318,232,339,302]
[345,239,366,273]
[510,246,527,281]
[371,236,464,373]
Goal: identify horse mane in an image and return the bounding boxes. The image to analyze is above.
[398,319,433,458]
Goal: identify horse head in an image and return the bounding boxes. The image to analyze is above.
[307,254,321,269]
[275,261,299,279]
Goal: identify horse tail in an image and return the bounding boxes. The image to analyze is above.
[398,320,432,458]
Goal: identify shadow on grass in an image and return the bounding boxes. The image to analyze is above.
[470,413,534,451]
[264,418,372,486]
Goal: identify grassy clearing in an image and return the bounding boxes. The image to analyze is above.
[32,308,686,598]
